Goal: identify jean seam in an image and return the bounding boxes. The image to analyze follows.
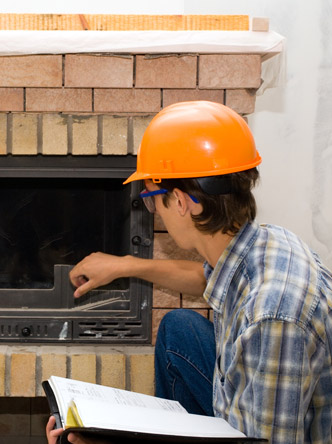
[166,349,213,385]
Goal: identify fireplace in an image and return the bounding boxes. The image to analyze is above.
[0,20,285,407]
[0,154,153,343]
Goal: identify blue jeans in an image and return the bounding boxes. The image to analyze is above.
[155,309,216,416]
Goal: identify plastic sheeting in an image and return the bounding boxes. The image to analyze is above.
[0,30,286,91]
[0,30,284,56]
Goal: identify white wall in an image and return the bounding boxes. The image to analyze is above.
[182,0,331,267]
[2,0,331,267]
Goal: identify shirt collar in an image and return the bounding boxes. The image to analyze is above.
[203,221,260,311]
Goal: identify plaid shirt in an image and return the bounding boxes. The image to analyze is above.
[203,221,332,444]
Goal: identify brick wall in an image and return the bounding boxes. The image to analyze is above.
[0,50,262,440]
[0,53,259,114]
[0,50,261,340]
[0,345,154,443]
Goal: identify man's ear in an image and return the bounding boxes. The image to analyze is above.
[172,189,189,216]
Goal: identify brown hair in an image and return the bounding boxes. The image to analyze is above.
[158,168,259,235]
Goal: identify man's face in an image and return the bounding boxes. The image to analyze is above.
[144,180,166,215]
[143,180,195,251]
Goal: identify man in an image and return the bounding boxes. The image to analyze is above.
[46,101,332,444]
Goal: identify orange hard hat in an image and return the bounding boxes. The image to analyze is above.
[123,101,261,185]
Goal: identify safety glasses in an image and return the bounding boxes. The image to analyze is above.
[139,188,199,213]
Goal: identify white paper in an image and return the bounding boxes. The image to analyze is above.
[76,398,246,438]
[49,375,186,427]
[48,376,246,438]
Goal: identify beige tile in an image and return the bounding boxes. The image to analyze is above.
[70,354,96,383]
[0,353,6,396]
[132,115,153,154]
[40,353,67,385]
[129,353,154,395]
[102,115,128,155]
[12,113,38,155]
[42,114,68,155]
[72,115,98,155]
[100,353,126,389]
[0,113,7,155]
[10,353,36,396]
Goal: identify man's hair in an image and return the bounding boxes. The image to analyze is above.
[158,168,259,235]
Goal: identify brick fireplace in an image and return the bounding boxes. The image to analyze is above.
[0,21,284,442]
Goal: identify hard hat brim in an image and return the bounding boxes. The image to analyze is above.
[123,153,261,185]
[123,171,149,185]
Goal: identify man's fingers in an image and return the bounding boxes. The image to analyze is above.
[46,415,56,433]
[73,280,94,298]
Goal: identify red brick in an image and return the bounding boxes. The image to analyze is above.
[0,88,24,111]
[94,88,160,113]
[163,89,224,107]
[26,88,92,112]
[152,309,173,345]
[153,285,181,309]
[225,88,256,114]
[0,55,62,87]
[199,54,261,89]
[182,293,210,309]
[65,55,133,88]
[136,55,197,88]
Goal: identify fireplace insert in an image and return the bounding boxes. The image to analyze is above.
[0,155,153,343]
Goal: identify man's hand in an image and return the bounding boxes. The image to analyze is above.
[46,416,64,444]
[46,416,111,444]
[69,252,206,299]
[69,253,132,298]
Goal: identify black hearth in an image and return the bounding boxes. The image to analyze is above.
[0,155,153,343]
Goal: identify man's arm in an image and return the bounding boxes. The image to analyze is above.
[69,253,206,298]
[220,320,315,444]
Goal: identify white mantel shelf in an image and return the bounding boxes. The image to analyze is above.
[0,30,284,58]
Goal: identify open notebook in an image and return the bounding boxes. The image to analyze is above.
[43,375,267,444]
